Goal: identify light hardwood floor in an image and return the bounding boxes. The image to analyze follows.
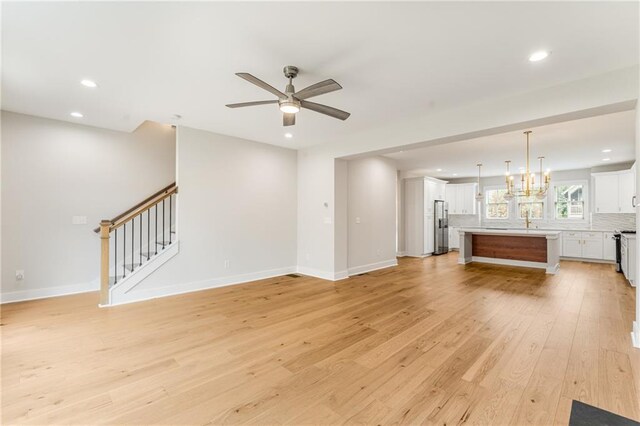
[2,253,639,425]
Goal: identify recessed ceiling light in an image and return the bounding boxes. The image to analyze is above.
[436,168,442,172]
[80,79,97,88]
[529,50,550,62]
[602,158,610,161]
[70,112,83,118]
[284,133,293,139]
[602,149,612,153]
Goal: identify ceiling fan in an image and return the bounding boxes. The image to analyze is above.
[226,66,350,126]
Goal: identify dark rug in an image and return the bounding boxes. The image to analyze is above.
[569,400,640,426]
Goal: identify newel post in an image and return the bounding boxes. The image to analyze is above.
[99,220,111,306]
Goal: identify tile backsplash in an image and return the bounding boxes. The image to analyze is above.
[448,213,635,231]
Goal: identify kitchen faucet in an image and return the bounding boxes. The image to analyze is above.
[524,210,531,229]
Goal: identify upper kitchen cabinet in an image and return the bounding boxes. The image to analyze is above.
[593,166,636,214]
[445,183,478,215]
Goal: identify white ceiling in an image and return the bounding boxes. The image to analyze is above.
[2,2,638,150]
[385,110,636,178]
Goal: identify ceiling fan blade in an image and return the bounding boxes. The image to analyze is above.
[236,73,287,99]
[226,100,278,108]
[300,100,350,121]
[283,113,296,126]
[294,79,342,100]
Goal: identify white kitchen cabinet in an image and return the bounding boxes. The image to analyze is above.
[594,174,620,213]
[562,231,603,259]
[449,227,460,250]
[621,234,636,286]
[618,170,635,213]
[445,183,477,215]
[582,232,604,259]
[603,232,616,261]
[404,177,448,256]
[562,232,582,258]
[593,167,636,214]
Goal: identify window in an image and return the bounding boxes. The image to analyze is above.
[485,188,509,219]
[517,195,544,220]
[555,184,585,219]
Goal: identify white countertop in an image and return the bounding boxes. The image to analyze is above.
[458,228,561,237]
[453,226,617,233]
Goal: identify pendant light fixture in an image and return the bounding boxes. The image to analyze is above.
[475,163,484,201]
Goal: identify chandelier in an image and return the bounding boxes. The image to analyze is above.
[504,130,550,201]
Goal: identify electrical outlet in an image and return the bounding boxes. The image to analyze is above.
[16,270,24,281]
[224,260,230,269]
[355,217,361,224]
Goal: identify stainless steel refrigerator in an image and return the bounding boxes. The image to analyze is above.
[433,200,449,255]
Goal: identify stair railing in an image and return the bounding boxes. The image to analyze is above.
[95,182,177,305]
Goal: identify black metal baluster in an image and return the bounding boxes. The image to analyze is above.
[114,228,118,285]
[123,223,127,278]
[131,217,135,271]
[155,204,158,255]
[162,199,165,250]
[169,194,172,244]
[147,209,150,260]
[139,213,142,266]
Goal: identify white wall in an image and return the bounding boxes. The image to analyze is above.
[296,146,341,280]
[127,126,297,299]
[347,156,397,274]
[1,111,176,302]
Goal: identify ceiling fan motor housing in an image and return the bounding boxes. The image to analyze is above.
[283,65,299,79]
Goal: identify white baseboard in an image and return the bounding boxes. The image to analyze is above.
[108,265,298,306]
[1,281,98,304]
[348,259,398,276]
[296,266,348,281]
[632,321,640,349]
[560,256,615,264]
[396,251,407,257]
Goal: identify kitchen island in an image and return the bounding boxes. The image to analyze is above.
[458,228,561,274]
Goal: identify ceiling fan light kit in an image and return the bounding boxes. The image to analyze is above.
[226,65,350,126]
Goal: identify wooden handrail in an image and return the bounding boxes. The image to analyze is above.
[94,183,177,233]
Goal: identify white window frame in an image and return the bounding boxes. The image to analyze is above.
[516,195,546,221]
[552,180,589,222]
[484,186,510,220]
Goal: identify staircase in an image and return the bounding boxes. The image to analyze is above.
[95,183,178,306]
